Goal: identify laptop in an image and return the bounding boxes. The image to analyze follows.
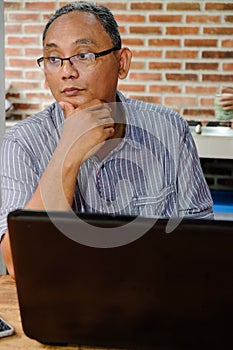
[7,210,233,349]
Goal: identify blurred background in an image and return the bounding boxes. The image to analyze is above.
[3,0,233,122]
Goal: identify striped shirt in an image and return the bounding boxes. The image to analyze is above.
[0,91,213,239]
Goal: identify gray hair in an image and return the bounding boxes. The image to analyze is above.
[42,1,121,48]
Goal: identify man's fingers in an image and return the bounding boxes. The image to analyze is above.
[59,99,112,120]
[59,101,75,118]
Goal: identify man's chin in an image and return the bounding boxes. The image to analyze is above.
[62,96,90,108]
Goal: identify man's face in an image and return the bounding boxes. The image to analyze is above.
[43,11,122,107]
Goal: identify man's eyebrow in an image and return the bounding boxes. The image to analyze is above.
[74,38,93,45]
[44,43,58,51]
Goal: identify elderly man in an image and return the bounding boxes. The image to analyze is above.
[0,1,213,277]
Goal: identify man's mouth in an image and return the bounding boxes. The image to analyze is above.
[62,87,84,96]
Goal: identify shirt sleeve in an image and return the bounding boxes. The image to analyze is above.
[0,134,39,240]
[176,122,214,219]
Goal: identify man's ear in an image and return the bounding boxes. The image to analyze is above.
[118,48,132,80]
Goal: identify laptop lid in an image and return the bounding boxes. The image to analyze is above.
[7,210,233,349]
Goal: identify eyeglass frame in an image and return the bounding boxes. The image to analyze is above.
[37,46,121,69]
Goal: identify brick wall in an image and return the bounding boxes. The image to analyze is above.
[4,0,233,121]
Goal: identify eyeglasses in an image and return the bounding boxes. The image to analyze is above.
[37,46,120,71]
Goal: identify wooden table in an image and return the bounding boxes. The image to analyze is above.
[0,275,102,350]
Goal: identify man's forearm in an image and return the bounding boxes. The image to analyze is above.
[1,231,14,278]
[1,146,82,279]
[25,142,82,211]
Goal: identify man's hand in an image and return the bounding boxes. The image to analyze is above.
[59,99,115,163]
[219,87,233,110]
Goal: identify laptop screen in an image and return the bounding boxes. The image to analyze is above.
[7,210,233,349]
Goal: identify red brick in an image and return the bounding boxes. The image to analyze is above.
[9,58,37,68]
[5,70,23,79]
[5,47,22,56]
[149,39,180,47]
[25,2,55,11]
[129,73,161,81]
[184,39,217,47]
[203,74,233,82]
[8,36,39,45]
[42,13,55,21]
[150,85,181,93]
[200,98,215,107]
[23,25,45,34]
[166,27,199,35]
[224,16,233,23]
[167,3,200,11]
[186,62,219,70]
[149,15,182,22]
[25,93,52,100]
[186,15,220,23]
[149,62,181,70]
[57,2,71,7]
[132,50,162,58]
[6,92,20,99]
[183,109,215,118]
[185,86,217,94]
[222,40,233,47]
[165,97,196,107]
[118,26,126,34]
[166,74,198,81]
[166,51,198,59]
[205,3,233,11]
[204,27,233,35]
[223,63,233,71]
[130,61,145,70]
[25,71,44,80]
[131,3,162,10]
[202,51,233,59]
[5,24,22,34]
[4,2,21,9]
[13,103,40,111]
[117,84,145,92]
[25,48,43,57]
[12,81,41,90]
[8,13,40,21]
[122,38,144,46]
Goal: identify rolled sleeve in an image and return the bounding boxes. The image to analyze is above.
[0,134,39,239]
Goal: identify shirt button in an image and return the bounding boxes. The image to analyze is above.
[106,200,111,207]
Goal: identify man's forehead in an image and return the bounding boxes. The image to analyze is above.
[43,12,109,48]
[47,10,100,31]
[43,38,94,50]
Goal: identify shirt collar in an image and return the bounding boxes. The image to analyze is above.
[116,91,144,150]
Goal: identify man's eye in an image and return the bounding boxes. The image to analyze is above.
[77,53,89,61]
[73,53,95,64]
[48,57,60,64]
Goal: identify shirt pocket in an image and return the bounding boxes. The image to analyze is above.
[132,184,177,217]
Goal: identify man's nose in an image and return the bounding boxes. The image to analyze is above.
[61,60,79,79]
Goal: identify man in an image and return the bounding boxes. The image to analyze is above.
[0,1,213,278]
